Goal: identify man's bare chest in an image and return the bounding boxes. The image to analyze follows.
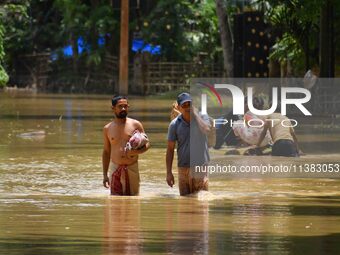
[107,125,136,145]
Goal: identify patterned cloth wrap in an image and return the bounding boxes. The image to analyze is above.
[110,130,147,195]
[124,130,149,152]
[111,165,130,195]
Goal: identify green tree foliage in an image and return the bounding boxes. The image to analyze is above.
[55,0,118,65]
[0,2,30,87]
[259,0,321,73]
[1,0,222,71]
[194,0,221,63]
[2,1,30,53]
[141,0,220,62]
[2,0,118,67]
[140,0,195,61]
[1,0,338,86]
[256,0,339,75]
[83,1,117,65]
[0,23,9,87]
[269,32,304,70]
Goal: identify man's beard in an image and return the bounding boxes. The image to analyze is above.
[116,111,127,119]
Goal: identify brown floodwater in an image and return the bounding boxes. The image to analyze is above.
[1,92,340,254]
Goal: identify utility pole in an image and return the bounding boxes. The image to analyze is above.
[119,0,129,94]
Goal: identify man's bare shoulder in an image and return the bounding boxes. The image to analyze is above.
[103,121,114,130]
[126,117,142,126]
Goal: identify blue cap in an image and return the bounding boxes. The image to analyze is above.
[177,92,192,106]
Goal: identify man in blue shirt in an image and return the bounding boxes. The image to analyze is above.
[166,92,211,196]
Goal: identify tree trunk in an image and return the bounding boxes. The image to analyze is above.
[319,0,335,77]
[118,0,129,94]
[215,0,233,77]
[269,58,280,77]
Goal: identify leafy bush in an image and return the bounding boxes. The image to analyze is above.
[0,65,9,87]
[0,14,8,87]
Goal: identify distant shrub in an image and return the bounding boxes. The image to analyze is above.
[0,66,8,87]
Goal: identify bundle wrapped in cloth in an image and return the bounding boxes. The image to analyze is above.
[125,130,149,152]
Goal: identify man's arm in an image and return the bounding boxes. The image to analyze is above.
[102,126,111,188]
[166,141,175,187]
[290,127,300,153]
[192,107,210,135]
[257,122,269,147]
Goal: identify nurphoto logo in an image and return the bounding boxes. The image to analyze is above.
[199,83,312,128]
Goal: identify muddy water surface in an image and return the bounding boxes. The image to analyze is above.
[1,92,340,254]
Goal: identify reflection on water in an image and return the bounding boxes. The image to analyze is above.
[103,196,210,255]
[1,93,340,254]
[103,199,142,254]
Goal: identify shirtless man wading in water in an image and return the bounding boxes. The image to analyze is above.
[102,96,150,195]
